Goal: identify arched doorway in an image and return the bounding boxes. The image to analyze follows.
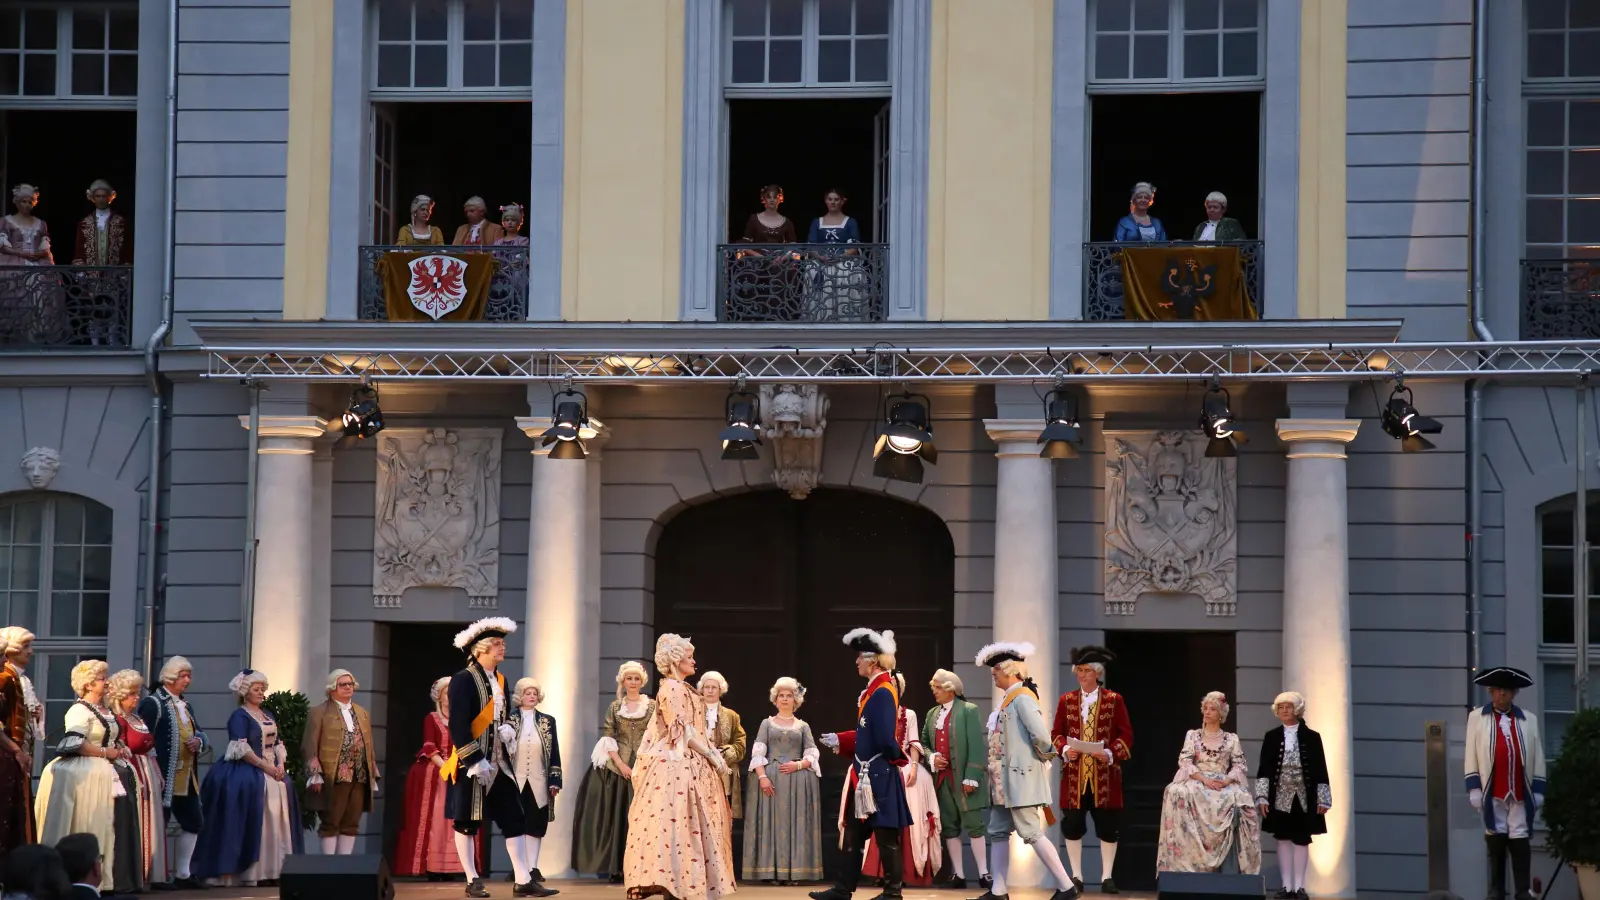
[655,488,956,880]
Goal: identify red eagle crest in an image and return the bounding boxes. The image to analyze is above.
[405,254,469,320]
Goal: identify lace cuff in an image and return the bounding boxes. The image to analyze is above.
[1254,777,1270,802]
[111,771,126,798]
[803,747,821,776]
[749,741,769,771]
[307,772,325,787]
[1316,783,1332,809]
[962,778,979,788]
[57,732,85,754]
[591,736,619,770]
[820,733,839,749]
[224,739,251,762]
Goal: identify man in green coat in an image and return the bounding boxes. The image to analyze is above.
[924,669,992,891]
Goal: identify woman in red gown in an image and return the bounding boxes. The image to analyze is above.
[109,669,166,888]
[392,677,488,879]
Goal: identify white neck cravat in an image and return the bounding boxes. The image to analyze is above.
[336,699,355,731]
[705,704,719,739]
[1081,689,1099,724]
[1283,722,1300,753]
[935,700,954,730]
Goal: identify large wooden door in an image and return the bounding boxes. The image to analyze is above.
[656,488,955,880]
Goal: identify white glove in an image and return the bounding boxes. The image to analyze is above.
[1101,749,1115,764]
[468,759,495,781]
[1469,788,1483,810]
[1535,792,1544,808]
[498,724,517,745]
[820,733,839,750]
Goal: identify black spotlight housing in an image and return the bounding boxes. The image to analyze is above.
[719,389,762,461]
[541,388,589,460]
[1199,382,1247,458]
[1381,384,1442,452]
[341,385,385,439]
[1037,387,1082,459]
[872,392,937,484]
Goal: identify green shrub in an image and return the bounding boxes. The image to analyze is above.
[1543,705,1600,866]
[262,689,318,832]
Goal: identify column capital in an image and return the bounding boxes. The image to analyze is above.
[516,416,611,454]
[1275,418,1360,457]
[239,416,328,454]
[983,418,1044,457]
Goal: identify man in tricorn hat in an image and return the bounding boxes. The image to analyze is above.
[811,628,912,900]
[1050,646,1133,894]
[1465,666,1545,900]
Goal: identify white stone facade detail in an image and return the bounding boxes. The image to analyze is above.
[759,383,830,499]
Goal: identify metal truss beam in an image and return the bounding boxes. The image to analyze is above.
[204,340,1600,384]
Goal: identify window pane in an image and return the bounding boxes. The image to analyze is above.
[502,2,532,40]
[855,38,888,83]
[464,46,496,86]
[376,45,411,87]
[72,12,105,50]
[769,39,801,83]
[1134,0,1167,30]
[109,10,137,52]
[1545,546,1578,594]
[730,41,765,83]
[108,54,135,96]
[499,43,531,87]
[1571,149,1600,194]
[1592,594,1600,644]
[1097,0,1132,31]
[464,0,497,41]
[10,547,38,591]
[770,0,803,36]
[22,54,54,96]
[8,593,35,633]
[82,547,109,593]
[50,592,78,637]
[1527,0,1565,29]
[12,503,40,545]
[1184,34,1218,78]
[0,548,8,593]
[0,11,19,50]
[1221,30,1257,77]
[378,0,412,41]
[1529,150,1566,194]
[1570,32,1600,78]
[71,53,105,96]
[1132,34,1168,78]
[1530,101,1567,146]
[0,53,14,94]
[81,592,108,638]
[1569,198,1600,242]
[731,0,766,37]
[23,10,55,51]
[1575,0,1600,29]
[1528,34,1566,79]
[1544,595,1576,643]
[54,502,81,545]
[1570,100,1600,145]
[52,546,81,593]
[413,43,448,87]
[857,0,890,36]
[1547,710,1572,759]
[1095,34,1130,79]
[1222,0,1257,28]
[820,0,852,36]
[1528,198,1565,244]
[1545,507,1576,545]
[1185,0,1219,31]
[415,1,448,37]
[818,39,851,82]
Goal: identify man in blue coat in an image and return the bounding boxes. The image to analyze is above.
[812,627,913,900]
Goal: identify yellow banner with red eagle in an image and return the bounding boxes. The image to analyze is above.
[380,250,496,322]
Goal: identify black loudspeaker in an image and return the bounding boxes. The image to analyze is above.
[1157,871,1267,899]
[280,854,395,900]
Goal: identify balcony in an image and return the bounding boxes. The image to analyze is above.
[358,245,529,321]
[1523,259,1600,339]
[1082,240,1263,321]
[717,243,888,322]
[0,265,133,349]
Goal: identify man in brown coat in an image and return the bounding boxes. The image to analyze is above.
[304,668,380,854]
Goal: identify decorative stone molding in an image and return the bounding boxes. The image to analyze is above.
[1275,419,1361,459]
[372,427,503,609]
[237,416,330,455]
[19,447,60,490]
[1103,429,1238,616]
[759,384,829,499]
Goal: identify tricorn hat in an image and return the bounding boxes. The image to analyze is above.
[1473,666,1534,690]
[975,641,1035,668]
[453,616,518,652]
[1071,645,1116,667]
[843,628,897,657]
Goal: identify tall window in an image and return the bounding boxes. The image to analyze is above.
[1526,0,1600,81]
[1537,496,1600,759]
[727,0,890,89]
[0,5,138,101]
[1090,0,1262,86]
[1524,2,1600,257]
[372,0,534,94]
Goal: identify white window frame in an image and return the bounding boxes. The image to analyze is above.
[1524,0,1600,87]
[1087,0,1265,93]
[368,0,535,101]
[724,0,892,98]
[1536,497,1600,760]
[0,3,138,110]
[1522,96,1600,258]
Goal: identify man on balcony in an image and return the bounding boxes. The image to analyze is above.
[1192,193,1247,243]
[72,180,130,266]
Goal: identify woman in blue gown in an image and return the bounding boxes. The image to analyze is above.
[1113,181,1168,242]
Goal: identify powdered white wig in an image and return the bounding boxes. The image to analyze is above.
[228,669,269,701]
[86,179,114,196]
[1273,691,1306,717]
[106,669,144,706]
[12,184,37,202]
[513,677,543,706]
[464,195,487,210]
[1206,191,1228,207]
[654,633,695,674]
[698,671,729,697]
[1131,181,1156,199]
[325,668,358,696]
[616,660,649,699]
[929,668,965,696]
[0,626,34,656]
[409,194,434,216]
[70,660,109,697]
[430,676,451,711]
[1201,690,1230,723]
[158,656,193,685]
[769,676,806,708]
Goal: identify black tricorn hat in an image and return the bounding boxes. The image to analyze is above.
[1473,666,1534,690]
[1071,645,1116,666]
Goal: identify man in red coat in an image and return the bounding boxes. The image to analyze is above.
[1050,646,1133,894]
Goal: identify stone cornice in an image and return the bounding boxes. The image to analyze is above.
[983,418,1047,454]
[1275,419,1361,445]
[238,415,329,441]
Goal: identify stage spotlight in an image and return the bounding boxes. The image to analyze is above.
[541,388,589,460]
[1199,381,1247,458]
[341,384,385,439]
[873,392,937,484]
[719,387,762,460]
[1381,383,1442,452]
[1037,386,1082,459]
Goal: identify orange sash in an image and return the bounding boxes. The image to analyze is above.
[439,670,505,783]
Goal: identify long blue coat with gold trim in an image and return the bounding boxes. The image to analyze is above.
[830,672,911,830]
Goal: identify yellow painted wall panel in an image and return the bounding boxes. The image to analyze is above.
[1297,0,1347,319]
[926,0,1053,321]
[282,0,333,320]
[561,0,685,322]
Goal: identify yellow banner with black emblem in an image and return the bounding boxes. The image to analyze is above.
[1116,245,1258,321]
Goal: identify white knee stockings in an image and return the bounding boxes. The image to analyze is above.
[1278,844,1310,891]
[946,838,966,879]
[1026,835,1073,891]
[453,831,480,882]
[174,832,198,880]
[972,835,989,876]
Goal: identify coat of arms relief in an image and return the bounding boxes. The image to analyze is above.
[1102,430,1238,616]
[373,427,503,608]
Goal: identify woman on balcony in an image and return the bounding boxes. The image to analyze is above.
[1193,193,1247,242]
[395,195,445,246]
[732,185,800,320]
[493,204,530,247]
[1113,182,1167,242]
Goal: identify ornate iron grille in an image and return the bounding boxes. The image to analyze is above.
[1523,259,1600,339]
[1083,240,1264,321]
[357,245,529,321]
[716,243,888,322]
[0,265,132,348]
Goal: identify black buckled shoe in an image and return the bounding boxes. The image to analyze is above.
[1100,878,1120,895]
[514,882,558,898]
[980,875,994,892]
[809,889,853,900]
[1049,889,1079,900]
[466,878,491,898]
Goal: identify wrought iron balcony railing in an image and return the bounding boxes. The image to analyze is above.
[358,245,529,321]
[1522,258,1600,339]
[717,242,888,322]
[1082,240,1263,321]
[0,265,133,348]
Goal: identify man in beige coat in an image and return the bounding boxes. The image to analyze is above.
[304,668,380,854]
[699,671,747,818]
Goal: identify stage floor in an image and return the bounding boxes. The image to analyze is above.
[169,880,1158,900]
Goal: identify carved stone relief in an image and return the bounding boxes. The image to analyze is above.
[373,427,503,608]
[1102,430,1237,616]
[20,447,60,490]
[760,383,829,499]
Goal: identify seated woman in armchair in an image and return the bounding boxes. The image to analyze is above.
[1156,691,1261,876]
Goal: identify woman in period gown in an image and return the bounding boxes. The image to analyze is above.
[623,633,735,900]
[729,184,800,320]
[863,674,942,887]
[803,188,869,321]
[572,661,655,881]
[190,669,303,886]
[742,677,822,885]
[1254,691,1331,900]
[393,677,489,879]
[1156,691,1262,876]
[395,195,445,246]
[0,183,64,341]
[34,660,121,892]
[106,670,158,892]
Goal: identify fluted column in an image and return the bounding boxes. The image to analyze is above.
[238,415,327,695]
[984,419,1060,887]
[514,416,609,877]
[1276,418,1360,898]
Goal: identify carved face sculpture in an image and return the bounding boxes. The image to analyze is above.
[21,447,60,490]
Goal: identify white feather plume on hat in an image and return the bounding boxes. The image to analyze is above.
[843,627,897,656]
[975,641,1036,668]
[453,616,518,650]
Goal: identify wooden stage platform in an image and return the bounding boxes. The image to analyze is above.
[168,880,1159,900]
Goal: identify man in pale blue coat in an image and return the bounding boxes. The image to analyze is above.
[972,642,1077,900]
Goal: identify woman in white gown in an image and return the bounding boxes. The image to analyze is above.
[863,673,942,886]
[35,660,122,892]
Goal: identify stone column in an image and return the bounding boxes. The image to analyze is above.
[984,419,1061,887]
[514,416,608,877]
[238,415,327,695]
[1276,418,1360,899]
[309,439,334,693]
